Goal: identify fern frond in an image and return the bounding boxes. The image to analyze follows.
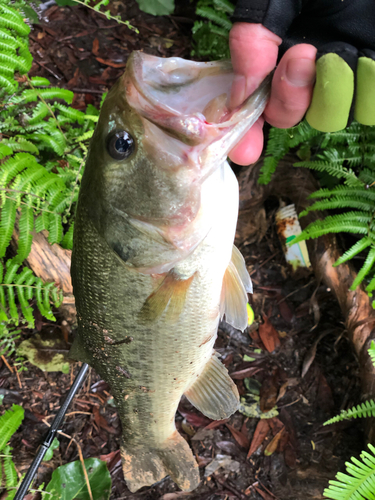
[325,400,375,425]
[294,160,361,185]
[29,76,51,86]
[323,444,375,500]
[0,3,30,35]
[0,404,24,451]
[300,196,375,215]
[16,87,74,104]
[350,247,375,290]
[292,213,371,243]
[15,205,33,262]
[61,222,74,250]
[0,199,16,258]
[334,238,373,266]
[368,341,375,366]
[196,6,232,29]
[3,445,17,495]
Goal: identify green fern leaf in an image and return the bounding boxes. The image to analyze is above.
[0,199,16,258]
[292,213,371,244]
[35,212,50,233]
[325,400,375,425]
[48,213,63,244]
[300,197,374,215]
[334,238,373,267]
[0,143,12,159]
[0,3,30,35]
[350,247,375,290]
[16,283,34,327]
[0,73,16,93]
[19,87,74,104]
[368,341,375,367]
[26,101,50,125]
[54,103,86,124]
[0,404,24,451]
[196,6,232,30]
[2,137,39,154]
[61,222,74,250]
[29,76,51,86]
[323,444,375,500]
[213,0,234,13]
[3,445,17,496]
[35,278,56,322]
[15,205,34,262]
[30,132,66,156]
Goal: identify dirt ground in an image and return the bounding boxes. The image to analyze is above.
[1,2,366,499]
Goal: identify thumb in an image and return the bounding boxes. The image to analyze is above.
[229,22,281,108]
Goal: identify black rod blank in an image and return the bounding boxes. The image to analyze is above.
[14,363,89,500]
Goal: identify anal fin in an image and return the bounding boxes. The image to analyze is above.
[184,352,239,420]
[138,270,195,323]
[220,245,252,331]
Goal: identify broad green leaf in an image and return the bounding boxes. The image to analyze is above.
[136,0,174,16]
[17,333,71,373]
[45,458,111,500]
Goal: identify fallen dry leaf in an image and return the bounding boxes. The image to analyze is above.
[226,423,250,449]
[247,419,270,458]
[254,485,275,500]
[259,314,280,352]
[260,376,278,413]
[92,406,117,434]
[264,426,285,456]
[92,37,100,56]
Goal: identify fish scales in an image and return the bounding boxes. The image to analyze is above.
[70,52,270,492]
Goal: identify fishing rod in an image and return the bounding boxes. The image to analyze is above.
[14,363,89,500]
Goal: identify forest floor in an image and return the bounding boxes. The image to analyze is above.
[1,2,365,499]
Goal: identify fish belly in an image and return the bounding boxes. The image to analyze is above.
[70,161,239,491]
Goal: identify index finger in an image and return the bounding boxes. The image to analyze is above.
[229,22,281,108]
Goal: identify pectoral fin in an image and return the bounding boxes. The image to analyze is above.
[138,270,195,323]
[220,245,252,331]
[184,352,239,420]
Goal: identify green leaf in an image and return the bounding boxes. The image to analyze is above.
[15,205,34,262]
[136,0,174,16]
[45,458,111,500]
[17,333,71,373]
[44,437,60,462]
[0,404,24,451]
[30,76,51,87]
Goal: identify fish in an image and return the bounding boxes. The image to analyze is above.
[69,51,270,492]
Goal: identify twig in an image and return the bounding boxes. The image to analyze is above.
[43,411,92,419]
[1,355,13,373]
[14,365,22,389]
[72,88,105,94]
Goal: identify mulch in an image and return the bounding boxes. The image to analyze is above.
[1,1,365,499]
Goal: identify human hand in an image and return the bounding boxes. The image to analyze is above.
[228,0,375,166]
[229,23,316,165]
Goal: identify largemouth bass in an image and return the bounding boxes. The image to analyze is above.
[70,52,270,492]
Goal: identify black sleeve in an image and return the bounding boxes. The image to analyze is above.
[232,0,375,53]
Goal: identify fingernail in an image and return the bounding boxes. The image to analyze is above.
[286,58,315,87]
[229,74,246,109]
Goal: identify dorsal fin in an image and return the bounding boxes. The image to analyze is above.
[138,270,195,323]
[220,245,252,331]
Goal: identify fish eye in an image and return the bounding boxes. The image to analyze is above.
[106,130,135,160]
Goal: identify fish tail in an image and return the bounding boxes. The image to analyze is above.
[121,431,200,492]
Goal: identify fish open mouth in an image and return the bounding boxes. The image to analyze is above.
[125,51,271,156]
